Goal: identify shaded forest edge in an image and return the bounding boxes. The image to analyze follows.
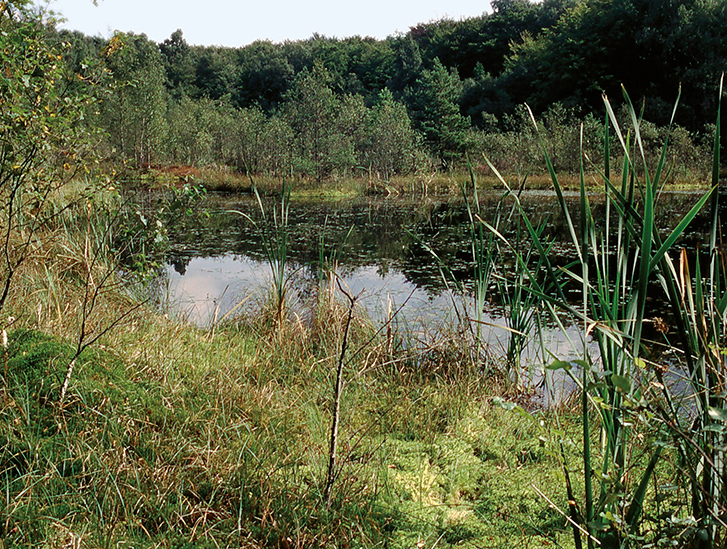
[49,0,727,189]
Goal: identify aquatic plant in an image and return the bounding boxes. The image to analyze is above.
[232,182,293,332]
[488,78,725,547]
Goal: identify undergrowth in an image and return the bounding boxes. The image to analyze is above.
[0,212,578,547]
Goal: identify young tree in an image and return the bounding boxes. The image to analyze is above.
[0,1,101,314]
[361,89,418,179]
[407,58,471,167]
[167,96,237,166]
[388,35,424,97]
[258,114,295,177]
[284,63,345,182]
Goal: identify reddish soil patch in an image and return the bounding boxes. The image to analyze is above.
[158,165,201,180]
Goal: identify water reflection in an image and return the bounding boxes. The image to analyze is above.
[165,189,712,317]
[166,252,584,394]
[163,189,713,398]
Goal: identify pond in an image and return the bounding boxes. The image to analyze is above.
[160,188,714,391]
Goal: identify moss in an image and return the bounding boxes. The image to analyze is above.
[0,320,578,547]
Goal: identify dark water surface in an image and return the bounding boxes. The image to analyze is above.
[163,189,713,381]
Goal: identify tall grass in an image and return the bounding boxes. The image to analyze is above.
[462,163,499,364]
[492,196,553,384]
[487,79,725,547]
[410,167,555,384]
[233,182,293,332]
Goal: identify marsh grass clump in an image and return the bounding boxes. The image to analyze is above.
[484,79,727,548]
[0,300,394,547]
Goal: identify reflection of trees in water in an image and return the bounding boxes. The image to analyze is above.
[163,190,713,295]
[170,257,191,275]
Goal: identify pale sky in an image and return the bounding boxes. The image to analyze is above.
[41,0,493,47]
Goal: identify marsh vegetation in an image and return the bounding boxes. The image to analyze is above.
[2,0,727,547]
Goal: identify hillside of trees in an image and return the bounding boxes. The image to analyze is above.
[54,0,727,179]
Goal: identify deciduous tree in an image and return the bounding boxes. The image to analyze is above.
[0,1,102,313]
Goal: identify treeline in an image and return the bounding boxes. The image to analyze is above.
[55,0,727,178]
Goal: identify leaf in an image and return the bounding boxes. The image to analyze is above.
[611,374,631,394]
[545,360,572,371]
[588,519,611,531]
[708,407,727,423]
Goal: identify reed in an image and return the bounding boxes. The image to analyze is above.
[486,79,725,547]
[232,182,293,332]
[462,161,500,365]
[660,75,727,548]
[406,165,504,375]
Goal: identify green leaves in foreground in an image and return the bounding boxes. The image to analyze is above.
[487,78,727,548]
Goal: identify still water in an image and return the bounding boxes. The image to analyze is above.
[162,189,712,375]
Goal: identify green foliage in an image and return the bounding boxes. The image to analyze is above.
[283,63,351,181]
[113,183,207,277]
[0,4,102,316]
[406,58,471,166]
[45,0,725,180]
[166,95,237,167]
[503,0,727,128]
[191,46,238,100]
[159,29,196,98]
[100,32,168,166]
[486,82,727,547]
[361,89,419,179]
[234,39,295,111]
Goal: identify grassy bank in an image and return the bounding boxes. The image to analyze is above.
[0,202,581,548]
[128,110,716,199]
[132,164,711,201]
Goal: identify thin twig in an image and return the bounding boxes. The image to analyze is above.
[531,483,601,546]
[324,280,359,507]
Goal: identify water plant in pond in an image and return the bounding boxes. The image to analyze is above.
[413,165,552,384]
[663,75,727,548]
[492,196,552,384]
[461,162,500,365]
[409,166,504,373]
[488,78,725,548]
[232,182,293,331]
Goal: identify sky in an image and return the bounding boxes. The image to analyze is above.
[41,0,493,47]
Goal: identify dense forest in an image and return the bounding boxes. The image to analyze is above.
[50,0,727,178]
